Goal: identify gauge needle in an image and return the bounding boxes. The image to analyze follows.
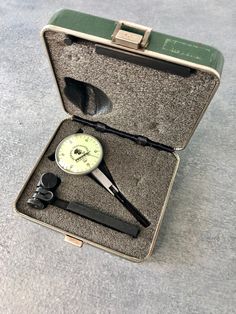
[75,151,90,162]
[88,153,99,158]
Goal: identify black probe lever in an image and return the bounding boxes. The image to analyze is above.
[112,189,150,227]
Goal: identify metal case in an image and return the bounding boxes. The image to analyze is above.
[15,9,224,261]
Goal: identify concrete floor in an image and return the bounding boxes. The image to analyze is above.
[0,1,235,313]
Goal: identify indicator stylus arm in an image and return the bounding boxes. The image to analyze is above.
[112,189,150,228]
[91,168,150,227]
[91,168,118,195]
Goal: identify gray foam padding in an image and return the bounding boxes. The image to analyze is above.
[16,119,178,260]
[44,31,219,149]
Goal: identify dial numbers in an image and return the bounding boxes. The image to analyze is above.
[55,134,103,175]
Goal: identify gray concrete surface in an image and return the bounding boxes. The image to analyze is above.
[0,1,235,313]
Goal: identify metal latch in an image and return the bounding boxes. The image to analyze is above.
[111,20,152,50]
[64,235,83,248]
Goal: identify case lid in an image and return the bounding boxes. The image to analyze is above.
[42,9,224,150]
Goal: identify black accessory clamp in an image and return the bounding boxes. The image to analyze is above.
[27,173,140,238]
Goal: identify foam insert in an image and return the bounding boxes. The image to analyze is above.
[16,119,178,260]
[44,31,219,149]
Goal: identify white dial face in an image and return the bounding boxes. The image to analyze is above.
[55,133,103,175]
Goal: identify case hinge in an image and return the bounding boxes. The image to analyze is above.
[111,20,152,50]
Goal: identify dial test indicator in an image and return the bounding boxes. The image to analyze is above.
[55,133,150,227]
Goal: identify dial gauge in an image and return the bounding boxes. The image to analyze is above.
[55,132,150,227]
[55,133,103,175]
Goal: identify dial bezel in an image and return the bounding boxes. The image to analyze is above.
[55,133,103,175]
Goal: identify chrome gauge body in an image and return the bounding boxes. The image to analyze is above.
[55,133,103,175]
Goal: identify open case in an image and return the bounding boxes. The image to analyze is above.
[15,9,224,262]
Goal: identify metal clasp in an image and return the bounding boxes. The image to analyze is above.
[64,235,83,248]
[111,20,152,50]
